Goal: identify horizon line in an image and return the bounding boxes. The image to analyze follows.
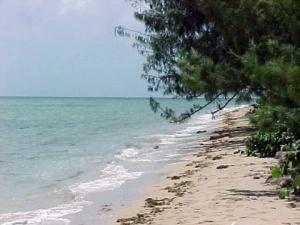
[0,95,180,99]
[0,95,212,100]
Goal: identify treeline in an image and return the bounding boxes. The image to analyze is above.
[119,1,300,197]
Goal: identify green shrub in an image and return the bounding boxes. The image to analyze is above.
[271,166,282,179]
[248,105,300,140]
[293,175,300,189]
[278,187,293,199]
[281,151,300,177]
[245,130,300,197]
[245,131,296,157]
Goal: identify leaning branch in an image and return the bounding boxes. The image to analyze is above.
[211,93,238,117]
[174,93,223,122]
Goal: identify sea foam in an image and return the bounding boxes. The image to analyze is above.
[69,163,143,195]
[0,163,143,225]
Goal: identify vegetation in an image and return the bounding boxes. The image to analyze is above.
[245,131,298,158]
[246,130,300,198]
[271,149,300,198]
[119,1,300,197]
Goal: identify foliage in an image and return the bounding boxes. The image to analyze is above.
[120,0,300,133]
[245,131,297,157]
[246,129,300,197]
[293,175,300,188]
[122,1,300,197]
[271,166,282,179]
[249,104,300,139]
[275,152,300,198]
[281,151,300,177]
[278,187,293,199]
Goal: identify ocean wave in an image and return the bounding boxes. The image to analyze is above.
[0,199,90,225]
[115,148,139,160]
[69,163,143,196]
[0,163,143,225]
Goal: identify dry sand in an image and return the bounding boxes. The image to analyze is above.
[115,107,300,225]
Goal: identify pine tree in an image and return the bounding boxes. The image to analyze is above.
[119,0,300,136]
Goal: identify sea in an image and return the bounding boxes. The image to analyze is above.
[0,97,237,225]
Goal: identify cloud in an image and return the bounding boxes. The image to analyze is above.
[58,0,93,15]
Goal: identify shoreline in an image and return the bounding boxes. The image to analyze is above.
[66,109,221,225]
[0,102,220,225]
[115,106,300,225]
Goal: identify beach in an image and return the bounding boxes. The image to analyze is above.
[115,106,300,225]
[1,101,299,225]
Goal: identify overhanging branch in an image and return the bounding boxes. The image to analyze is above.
[211,93,238,117]
[171,93,223,122]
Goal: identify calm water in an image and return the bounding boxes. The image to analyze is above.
[0,97,232,224]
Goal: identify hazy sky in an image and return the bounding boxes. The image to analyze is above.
[0,0,150,97]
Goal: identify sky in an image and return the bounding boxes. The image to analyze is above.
[0,0,151,97]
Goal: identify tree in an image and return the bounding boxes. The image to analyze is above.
[118,0,300,136]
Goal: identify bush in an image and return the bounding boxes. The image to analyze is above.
[248,104,300,139]
[245,131,296,157]
[280,151,300,177]
[246,130,300,197]
[278,187,293,199]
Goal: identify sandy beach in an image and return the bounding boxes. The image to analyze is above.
[115,107,300,225]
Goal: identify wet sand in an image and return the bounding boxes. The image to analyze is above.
[115,107,300,225]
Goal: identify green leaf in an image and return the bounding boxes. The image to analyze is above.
[271,166,282,179]
[293,175,300,188]
[277,188,292,199]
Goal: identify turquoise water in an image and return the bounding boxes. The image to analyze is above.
[0,97,229,224]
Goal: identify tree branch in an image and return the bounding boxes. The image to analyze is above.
[211,93,238,117]
[174,93,223,122]
[115,26,152,38]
